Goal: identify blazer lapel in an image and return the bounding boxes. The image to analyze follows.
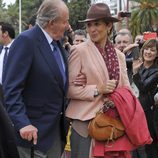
[87,40,109,84]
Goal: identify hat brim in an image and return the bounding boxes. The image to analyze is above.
[78,16,119,23]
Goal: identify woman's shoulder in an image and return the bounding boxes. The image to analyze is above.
[148,65,158,76]
[70,39,94,55]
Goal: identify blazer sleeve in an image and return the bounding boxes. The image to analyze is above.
[117,50,130,88]
[68,46,97,101]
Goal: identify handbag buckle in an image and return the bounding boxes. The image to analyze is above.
[105,138,114,147]
[105,127,115,147]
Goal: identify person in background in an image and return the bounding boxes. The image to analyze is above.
[3,0,70,158]
[114,30,140,98]
[115,30,140,83]
[134,34,144,45]
[62,29,87,158]
[66,3,151,158]
[62,35,71,52]
[62,25,74,53]
[27,14,36,29]
[133,39,158,158]
[0,22,15,84]
[73,29,87,45]
[0,83,20,158]
[67,24,74,44]
[115,11,131,33]
[115,30,133,52]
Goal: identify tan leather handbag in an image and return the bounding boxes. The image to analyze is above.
[88,110,125,142]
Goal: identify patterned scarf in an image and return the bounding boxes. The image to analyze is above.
[95,40,120,82]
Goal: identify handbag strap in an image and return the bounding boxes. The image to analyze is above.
[101,99,115,112]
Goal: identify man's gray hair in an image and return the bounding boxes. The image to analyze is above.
[36,0,66,28]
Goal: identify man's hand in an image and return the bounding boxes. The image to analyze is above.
[123,43,139,54]
[73,73,87,87]
[19,125,38,145]
[117,11,124,21]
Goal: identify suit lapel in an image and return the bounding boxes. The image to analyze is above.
[87,40,109,84]
[34,25,67,92]
[0,45,3,54]
[57,41,69,91]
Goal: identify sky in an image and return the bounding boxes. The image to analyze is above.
[3,0,16,6]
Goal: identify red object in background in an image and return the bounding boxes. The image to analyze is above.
[143,32,157,41]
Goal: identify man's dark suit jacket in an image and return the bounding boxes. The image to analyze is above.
[0,45,3,53]
[0,84,19,158]
[3,25,69,152]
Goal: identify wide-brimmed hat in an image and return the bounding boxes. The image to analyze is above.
[79,3,119,23]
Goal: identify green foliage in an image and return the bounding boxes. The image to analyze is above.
[2,0,43,35]
[129,0,158,38]
[67,0,91,30]
[0,0,9,23]
[2,0,91,34]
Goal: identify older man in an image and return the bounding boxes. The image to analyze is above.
[3,0,70,158]
[73,29,87,45]
[115,29,140,84]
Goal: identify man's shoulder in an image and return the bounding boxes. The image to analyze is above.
[15,25,43,44]
[22,25,40,37]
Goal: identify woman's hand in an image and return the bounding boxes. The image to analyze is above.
[97,80,117,94]
[133,58,143,75]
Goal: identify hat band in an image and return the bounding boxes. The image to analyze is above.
[87,12,111,20]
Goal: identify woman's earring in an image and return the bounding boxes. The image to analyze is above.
[108,30,110,35]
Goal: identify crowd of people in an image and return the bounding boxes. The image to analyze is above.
[0,0,158,158]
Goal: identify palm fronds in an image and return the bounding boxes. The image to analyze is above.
[129,0,158,39]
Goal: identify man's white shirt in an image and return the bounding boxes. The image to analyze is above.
[0,40,14,84]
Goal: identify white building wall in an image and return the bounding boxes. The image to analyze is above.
[91,0,133,16]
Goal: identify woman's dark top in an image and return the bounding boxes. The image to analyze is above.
[133,64,158,138]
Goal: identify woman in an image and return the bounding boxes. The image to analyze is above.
[133,39,158,158]
[66,3,152,158]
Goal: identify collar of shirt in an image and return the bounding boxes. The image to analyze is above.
[37,24,66,73]
[37,24,55,50]
[3,40,14,49]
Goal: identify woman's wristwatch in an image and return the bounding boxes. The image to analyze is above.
[94,88,99,97]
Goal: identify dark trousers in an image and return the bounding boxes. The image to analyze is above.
[132,146,147,158]
[70,127,91,158]
[18,120,62,158]
[146,140,158,158]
